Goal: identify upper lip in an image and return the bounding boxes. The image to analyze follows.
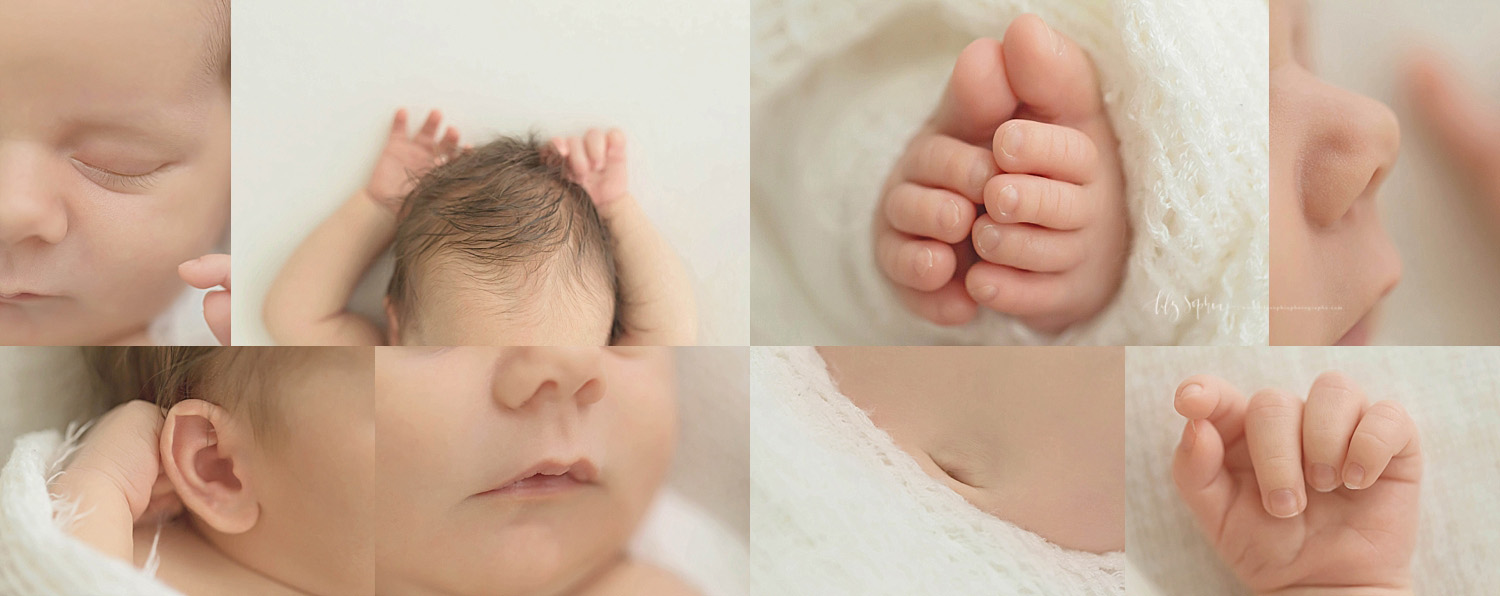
[488,457,599,493]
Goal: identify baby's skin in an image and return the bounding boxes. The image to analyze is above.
[264,110,695,346]
[1172,372,1420,596]
[875,14,1130,334]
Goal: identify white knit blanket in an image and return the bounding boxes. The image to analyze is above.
[751,0,1268,345]
[1126,347,1500,595]
[0,430,182,596]
[751,347,1124,595]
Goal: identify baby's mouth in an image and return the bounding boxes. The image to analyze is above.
[479,458,599,499]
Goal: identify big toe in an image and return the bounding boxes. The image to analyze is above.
[930,38,1021,145]
[1002,14,1103,123]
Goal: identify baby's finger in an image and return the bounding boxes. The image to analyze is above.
[567,137,590,178]
[1245,389,1306,518]
[901,133,1000,203]
[203,290,230,346]
[178,254,230,290]
[984,173,1093,230]
[1344,400,1420,489]
[992,119,1099,185]
[437,127,461,158]
[875,224,958,292]
[971,215,1084,273]
[884,183,976,244]
[1173,418,1236,539]
[390,109,410,139]
[549,137,570,157]
[605,129,627,167]
[584,129,607,172]
[1174,374,1249,447]
[416,110,443,147]
[1301,371,1367,492]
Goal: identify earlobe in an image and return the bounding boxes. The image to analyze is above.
[159,399,259,534]
[384,297,401,345]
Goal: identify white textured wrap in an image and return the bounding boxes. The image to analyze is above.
[751,347,1124,595]
[752,0,1268,345]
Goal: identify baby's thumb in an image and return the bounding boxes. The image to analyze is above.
[1172,419,1234,537]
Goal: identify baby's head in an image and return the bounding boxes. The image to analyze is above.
[0,0,231,344]
[82,347,374,595]
[1270,0,1402,345]
[385,136,621,346]
[373,347,678,596]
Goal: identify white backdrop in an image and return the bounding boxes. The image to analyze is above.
[1311,1,1500,345]
[231,0,749,345]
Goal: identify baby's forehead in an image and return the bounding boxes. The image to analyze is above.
[411,262,617,345]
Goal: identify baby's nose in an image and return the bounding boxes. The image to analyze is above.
[1300,84,1402,226]
[0,147,68,246]
[491,347,607,409]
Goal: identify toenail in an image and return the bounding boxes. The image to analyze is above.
[976,224,1001,253]
[1267,489,1300,518]
[909,245,934,278]
[1310,464,1337,493]
[973,285,999,302]
[1048,24,1065,55]
[997,185,1019,218]
[939,201,962,233]
[1000,124,1023,160]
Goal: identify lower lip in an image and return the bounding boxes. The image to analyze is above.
[476,475,588,499]
[0,293,51,304]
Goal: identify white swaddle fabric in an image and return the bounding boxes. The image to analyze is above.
[148,286,219,347]
[0,431,181,596]
[752,0,1268,345]
[751,347,1124,595]
[1126,347,1500,595]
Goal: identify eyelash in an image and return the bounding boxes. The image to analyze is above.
[71,159,164,192]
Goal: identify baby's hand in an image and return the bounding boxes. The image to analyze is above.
[365,108,465,215]
[550,128,629,214]
[179,254,231,345]
[62,400,180,525]
[1172,373,1420,596]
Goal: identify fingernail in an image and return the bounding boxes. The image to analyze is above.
[1343,463,1366,490]
[996,184,1019,218]
[180,257,202,268]
[1177,382,1203,403]
[976,224,1001,254]
[1000,124,1023,160]
[1178,420,1196,453]
[909,246,934,278]
[1048,24,1065,55]
[1267,489,1300,518]
[1309,463,1338,493]
[973,285,998,302]
[940,201,962,234]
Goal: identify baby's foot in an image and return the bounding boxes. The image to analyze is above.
[874,37,1019,326]
[965,15,1130,334]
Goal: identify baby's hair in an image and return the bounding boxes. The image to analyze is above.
[80,347,295,441]
[386,134,623,342]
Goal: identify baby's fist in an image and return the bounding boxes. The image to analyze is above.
[551,128,629,216]
[65,401,169,522]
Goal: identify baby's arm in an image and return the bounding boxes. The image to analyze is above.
[552,129,697,345]
[49,401,174,562]
[264,109,462,345]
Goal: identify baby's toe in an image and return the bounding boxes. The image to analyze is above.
[902,133,1000,202]
[885,183,977,244]
[971,215,1084,273]
[876,230,959,292]
[993,119,1098,185]
[984,174,1092,230]
[1001,14,1104,123]
[930,38,1021,146]
[963,261,1071,322]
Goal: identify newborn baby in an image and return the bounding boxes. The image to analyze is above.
[0,0,231,345]
[1269,0,1402,345]
[54,347,374,595]
[373,347,697,596]
[1172,372,1420,595]
[874,14,1130,334]
[265,113,695,346]
[818,346,1124,554]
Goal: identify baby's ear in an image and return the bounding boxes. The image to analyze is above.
[159,399,259,534]
[383,296,401,345]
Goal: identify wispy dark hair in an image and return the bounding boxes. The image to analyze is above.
[386,135,622,342]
